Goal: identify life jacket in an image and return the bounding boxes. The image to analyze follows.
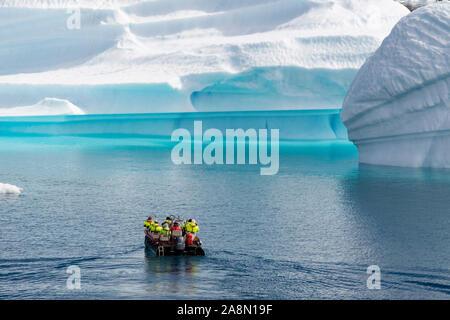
[186,233,193,245]
[171,226,181,231]
[186,222,199,233]
[143,219,153,228]
[154,225,163,233]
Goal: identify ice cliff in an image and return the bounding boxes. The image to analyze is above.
[341,2,450,167]
[0,0,408,114]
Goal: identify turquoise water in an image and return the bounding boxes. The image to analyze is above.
[0,113,449,299]
[0,109,347,140]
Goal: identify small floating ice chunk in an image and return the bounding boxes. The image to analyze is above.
[0,98,85,117]
[0,183,23,195]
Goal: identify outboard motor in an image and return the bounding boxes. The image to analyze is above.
[175,236,185,253]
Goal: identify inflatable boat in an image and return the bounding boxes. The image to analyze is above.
[144,229,205,256]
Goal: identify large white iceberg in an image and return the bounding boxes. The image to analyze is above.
[0,0,408,114]
[341,2,450,167]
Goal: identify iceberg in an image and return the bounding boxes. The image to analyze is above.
[190,67,358,111]
[0,183,22,195]
[341,2,450,168]
[0,0,408,114]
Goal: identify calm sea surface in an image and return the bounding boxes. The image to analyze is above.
[0,134,449,299]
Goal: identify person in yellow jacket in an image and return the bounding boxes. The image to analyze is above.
[160,225,171,236]
[143,216,154,230]
[151,220,163,233]
[162,217,172,228]
[186,219,199,233]
[181,220,189,234]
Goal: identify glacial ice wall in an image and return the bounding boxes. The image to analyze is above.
[0,0,408,114]
[190,67,358,111]
[341,2,450,167]
[0,110,348,141]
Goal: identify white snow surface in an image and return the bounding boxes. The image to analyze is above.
[0,98,85,116]
[0,0,409,113]
[0,183,22,195]
[341,2,450,168]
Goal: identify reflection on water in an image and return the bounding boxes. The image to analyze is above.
[339,164,450,271]
[144,250,198,275]
[143,249,202,296]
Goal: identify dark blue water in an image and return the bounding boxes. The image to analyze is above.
[0,136,449,299]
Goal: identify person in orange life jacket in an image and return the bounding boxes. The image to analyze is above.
[170,221,182,243]
[186,232,194,245]
[171,221,182,232]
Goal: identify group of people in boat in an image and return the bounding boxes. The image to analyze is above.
[143,216,200,245]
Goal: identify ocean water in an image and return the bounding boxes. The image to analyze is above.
[0,118,449,299]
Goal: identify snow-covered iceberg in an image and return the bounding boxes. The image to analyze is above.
[341,2,450,168]
[0,98,85,116]
[0,0,408,114]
